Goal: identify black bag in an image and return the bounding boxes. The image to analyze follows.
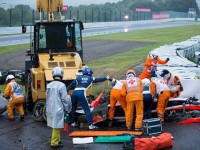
[123,140,134,150]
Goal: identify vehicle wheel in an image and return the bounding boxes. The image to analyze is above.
[33,100,45,121]
[25,71,33,112]
[42,105,47,121]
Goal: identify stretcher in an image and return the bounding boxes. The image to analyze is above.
[69,131,142,137]
[95,135,133,143]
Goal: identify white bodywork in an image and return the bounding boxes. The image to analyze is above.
[151,35,200,100]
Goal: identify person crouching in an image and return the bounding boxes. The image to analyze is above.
[4,74,24,121]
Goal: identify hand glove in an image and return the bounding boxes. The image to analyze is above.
[108,78,113,82]
[180,86,183,91]
[166,58,170,62]
[106,75,110,80]
[152,95,156,99]
[152,94,158,100]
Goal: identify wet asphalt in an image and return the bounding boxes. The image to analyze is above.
[0,112,200,150]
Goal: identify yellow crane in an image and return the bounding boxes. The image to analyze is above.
[24,0,86,121]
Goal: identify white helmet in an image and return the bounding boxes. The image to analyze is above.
[52,67,64,79]
[111,78,117,86]
[6,74,15,82]
[149,51,158,58]
[75,69,83,76]
[142,78,150,87]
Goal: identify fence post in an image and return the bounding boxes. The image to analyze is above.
[92,10,93,22]
[32,10,35,24]
[104,11,106,22]
[99,10,100,22]
[85,10,87,23]
[110,10,111,22]
[120,10,121,21]
[9,9,12,27]
[21,9,24,25]
[115,11,117,21]
[70,10,72,19]
[77,10,79,20]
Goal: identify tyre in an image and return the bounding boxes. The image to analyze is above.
[42,105,47,121]
[25,71,33,112]
[33,100,45,121]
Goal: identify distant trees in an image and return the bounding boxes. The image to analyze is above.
[153,0,199,12]
[0,8,9,26]
[0,0,199,26]
[0,5,33,27]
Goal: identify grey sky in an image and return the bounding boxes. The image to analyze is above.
[1,0,123,9]
[1,0,199,9]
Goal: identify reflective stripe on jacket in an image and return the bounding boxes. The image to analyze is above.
[121,77,143,102]
[4,80,24,101]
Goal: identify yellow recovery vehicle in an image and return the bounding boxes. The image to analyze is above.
[24,0,86,121]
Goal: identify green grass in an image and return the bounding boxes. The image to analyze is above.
[84,25,200,43]
[0,80,25,95]
[0,43,29,54]
[86,25,200,75]
[84,25,200,94]
[1,25,200,95]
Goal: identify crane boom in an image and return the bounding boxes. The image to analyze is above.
[36,0,63,21]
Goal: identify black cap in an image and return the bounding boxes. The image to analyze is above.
[160,69,170,77]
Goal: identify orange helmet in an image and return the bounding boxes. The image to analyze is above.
[126,69,136,76]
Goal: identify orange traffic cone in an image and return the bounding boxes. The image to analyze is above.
[63,113,69,132]
[90,90,105,108]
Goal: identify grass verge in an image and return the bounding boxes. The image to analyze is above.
[84,25,200,94]
[1,25,200,95]
[0,43,29,54]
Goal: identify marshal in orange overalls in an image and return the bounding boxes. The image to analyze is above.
[4,79,24,120]
[121,70,144,130]
[150,77,170,121]
[139,56,169,80]
[160,69,183,98]
[108,79,127,121]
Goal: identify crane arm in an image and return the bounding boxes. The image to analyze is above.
[36,0,63,21]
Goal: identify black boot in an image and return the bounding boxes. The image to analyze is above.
[108,120,113,127]
[51,143,63,148]
[20,115,25,121]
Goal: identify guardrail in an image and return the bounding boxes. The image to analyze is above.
[151,35,200,99]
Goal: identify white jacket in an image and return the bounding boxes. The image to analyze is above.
[46,80,71,128]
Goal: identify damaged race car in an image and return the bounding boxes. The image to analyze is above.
[73,90,200,129]
[0,70,25,84]
[73,91,109,128]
